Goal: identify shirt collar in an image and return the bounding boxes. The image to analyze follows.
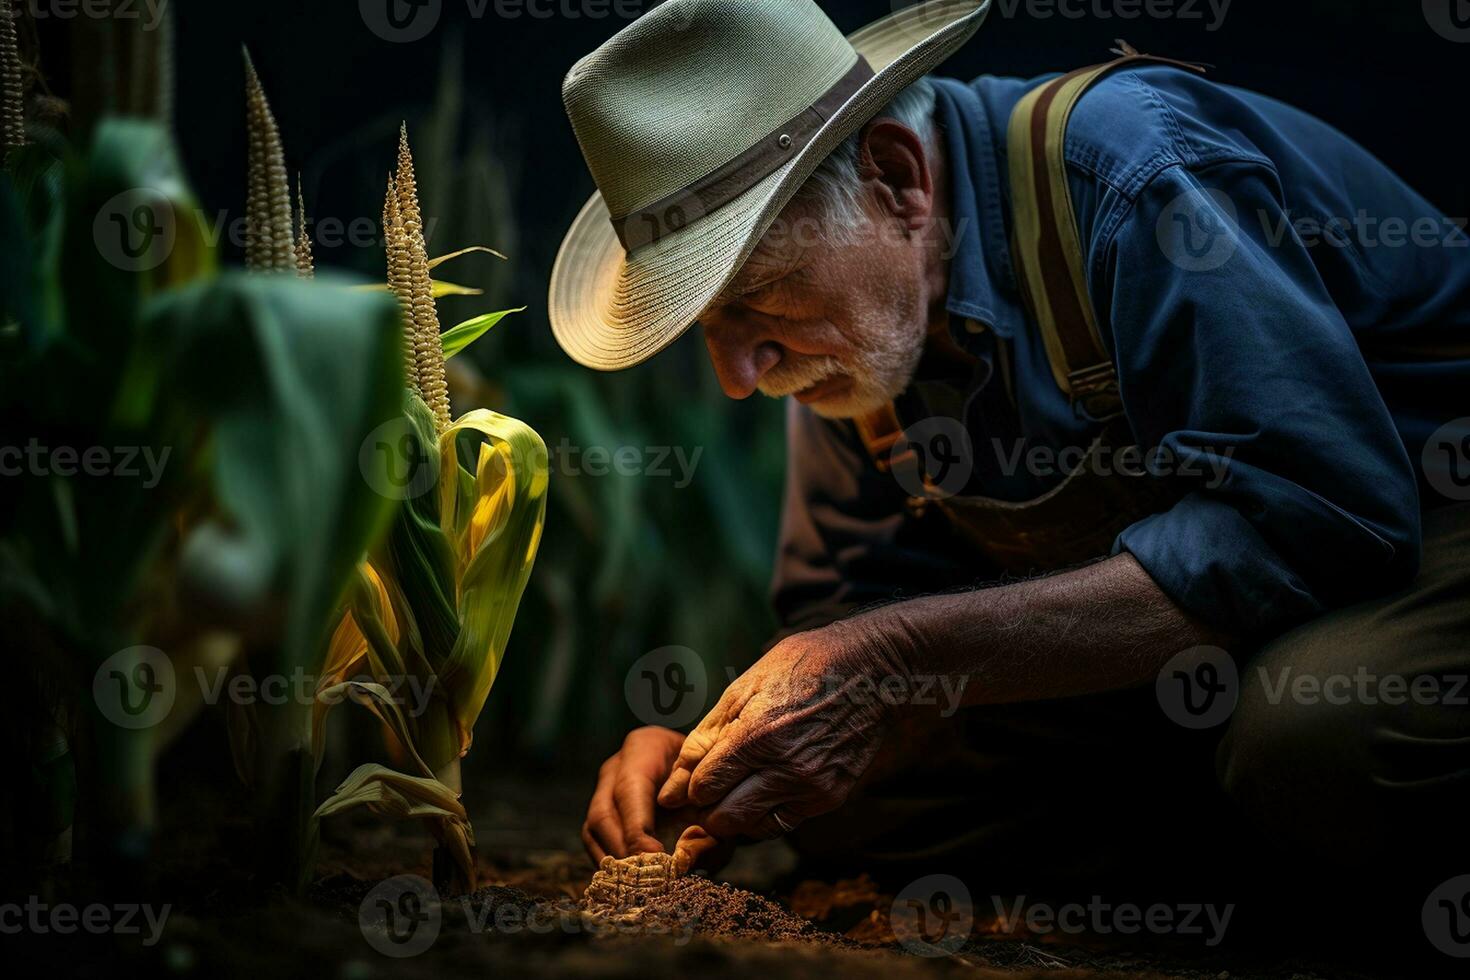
[930,76,1027,347]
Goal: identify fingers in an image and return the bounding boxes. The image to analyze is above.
[581,825,607,865]
[695,770,794,841]
[582,756,626,865]
[671,825,721,875]
[683,724,759,807]
[614,757,664,856]
[657,714,725,807]
[659,682,756,807]
[583,728,687,866]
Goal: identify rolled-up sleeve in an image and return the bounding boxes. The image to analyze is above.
[1108,162,1422,636]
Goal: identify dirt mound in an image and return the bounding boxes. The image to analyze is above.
[583,853,844,946]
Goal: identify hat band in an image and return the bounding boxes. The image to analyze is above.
[608,56,876,252]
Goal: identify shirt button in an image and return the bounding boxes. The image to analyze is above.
[964,319,988,335]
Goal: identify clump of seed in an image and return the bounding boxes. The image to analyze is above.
[581,852,842,946]
[583,852,677,912]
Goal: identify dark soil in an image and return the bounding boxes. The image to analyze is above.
[5,761,1455,980]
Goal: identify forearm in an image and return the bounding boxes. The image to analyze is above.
[845,552,1231,709]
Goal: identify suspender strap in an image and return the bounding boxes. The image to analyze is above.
[854,49,1205,471]
[854,400,926,488]
[1007,52,1205,420]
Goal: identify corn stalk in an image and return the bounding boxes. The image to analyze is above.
[308,126,547,894]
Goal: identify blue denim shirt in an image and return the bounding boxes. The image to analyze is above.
[771,66,1470,639]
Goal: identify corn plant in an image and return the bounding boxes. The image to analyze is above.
[0,107,404,888]
[308,126,547,895]
[231,56,544,894]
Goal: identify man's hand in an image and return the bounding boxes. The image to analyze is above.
[582,726,685,863]
[656,620,905,839]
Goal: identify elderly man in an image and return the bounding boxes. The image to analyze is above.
[553,0,1470,891]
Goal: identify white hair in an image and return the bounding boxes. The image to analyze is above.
[793,78,938,241]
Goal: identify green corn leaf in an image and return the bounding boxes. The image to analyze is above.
[441,307,524,359]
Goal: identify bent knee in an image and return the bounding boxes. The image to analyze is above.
[1218,648,1470,857]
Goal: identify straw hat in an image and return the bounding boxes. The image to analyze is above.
[549,0,992,370]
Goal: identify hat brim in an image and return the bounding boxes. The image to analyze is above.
[549,0,992,371]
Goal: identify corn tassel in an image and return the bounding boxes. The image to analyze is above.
[294,175,315,279]
[394,124,452,431]
[383,173,425,402]
[0,0,24,156]
[242,48,295,272]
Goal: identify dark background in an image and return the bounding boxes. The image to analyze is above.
[180,0,1466,277]
[63,0,1470,762]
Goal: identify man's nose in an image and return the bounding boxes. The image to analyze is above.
[704,329,783,400]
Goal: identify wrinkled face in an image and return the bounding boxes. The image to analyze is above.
[697,124,942,420]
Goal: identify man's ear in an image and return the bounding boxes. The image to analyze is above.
[856,118,933,232]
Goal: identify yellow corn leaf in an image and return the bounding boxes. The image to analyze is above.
[320,563,398,686]
[313,681,433,778]
[352,281,484,298]
[430,280,484,298]
[312,763,476,891]
[314,564,409,766]
[434,411,548,756]
[428,246,507,269]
